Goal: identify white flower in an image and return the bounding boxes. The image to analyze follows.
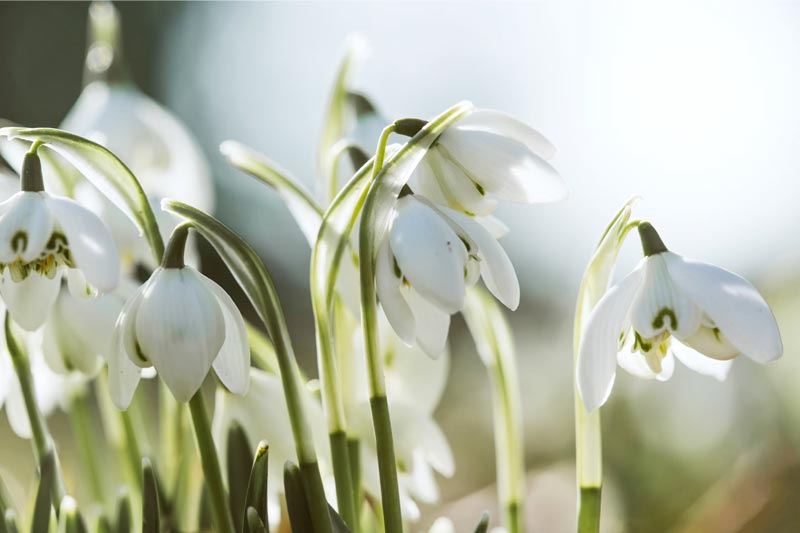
[377,194,518,357]
[41,280,136,376]
[409,108,566,217]
[212,369,330,531]
[0,161,120,331]
[577,223,783,411]
[108,265,249,407]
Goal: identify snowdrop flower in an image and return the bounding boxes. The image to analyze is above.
[60,2,214,273]
[108,225,249,408]
[377,193,518,357]
[409,108,566,218]
[212,368,330,531]
[0,151,119,330]
[42,280,136,376]
[578,222,783,411]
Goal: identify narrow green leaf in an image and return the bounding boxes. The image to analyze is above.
[3,510,17,533]
[473,512,490,533]
[283,462,312,533]
[142,459,160,533]
[221,141,322,246]
[0,472,13,528]
[94,515,112,533]
[226,422,251,533]
[245,507,267,533]
[114,491,131,533]
[31,450,56,533]
[242,441,269,533]
[57,496,87,533]
[328,505,351,533]
[0,127,165,262]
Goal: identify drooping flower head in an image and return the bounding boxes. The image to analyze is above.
[109,224,249,408]
[0,151,119,330]
[578,222,783,411]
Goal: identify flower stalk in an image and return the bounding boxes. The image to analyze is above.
[69,390,106,503]
[188,391,235,533]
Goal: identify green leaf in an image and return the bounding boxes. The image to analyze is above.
[94,515,112,533]
[318,36,367,202]
[0,127,165,263]
[245,507,268,533]
[31,450,56,533]
[57,497,87,533]
[221,141,323,246]
[242,441,269,533]
[114,491,131,533]
[473,512,490,533]
[0,126,81,196]
[3,510,17,533]
[142,459,161,533]
[328,505,351,533]
[283,462,312,533]
[226,422,251,533]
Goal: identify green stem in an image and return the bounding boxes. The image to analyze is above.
[69,391,106,503]
[119,409,143,492]
[578,487,601,533]
[4,315,66,506]
[188,392,235,533]
[359,124,403,533]
[329,431,358,532]
[347,437,362,523]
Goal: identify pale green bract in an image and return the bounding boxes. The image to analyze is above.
[221,140,323,246]
[0,127,165,263]
[463,286,525,533]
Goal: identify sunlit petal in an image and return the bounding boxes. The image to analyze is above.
[201,276,250,395]
[0,272,61,331]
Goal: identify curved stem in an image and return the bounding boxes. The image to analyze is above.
[188,392,235,533]
[4,314,67,507]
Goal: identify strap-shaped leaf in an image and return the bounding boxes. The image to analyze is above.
[283,462,312,533]
[114,491,131,533]
[142,458,161,533]
[226,422,251,533]
[243,442,269,533]
[3,511,17,533]
[0,127,165,262]
[57,497,87,533]
[31,450,56,533]
[221,140,323,246]
[245,507,268,533]
[94,516,112,533]
[473,512,490,533]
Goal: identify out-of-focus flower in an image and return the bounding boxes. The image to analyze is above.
[212,369,330,531]
[409,108,566,218]
[109,262,249,408]
[61,1,214,273]
[377,194,518,357]
[0,153,119,331]
[578,222,783,411]
[348,315,454,522]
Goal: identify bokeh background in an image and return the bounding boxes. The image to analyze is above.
[2,1,800,531]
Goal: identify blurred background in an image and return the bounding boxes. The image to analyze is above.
[2,1,800,531]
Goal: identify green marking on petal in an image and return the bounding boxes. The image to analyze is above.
[10,231,27,254]
[652,307,678,331]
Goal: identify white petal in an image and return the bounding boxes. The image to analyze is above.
[475,215,509,239]
[630,254,702,339]
[405,450,439,503]
[424,151,498,216]
[109,290,144,409]
[577,265,645,411]
[671,340,733,381]
[438,207,519,310]
[116,279,149,367]
[65,268,95,299]
[0,272,61,331]
[389,197,466,313]
[617,342,674,382]
[389,401,454,477]
[0,192,52,263]
[665,253,782,363]
[201,276,250,396]
[6,383,31,439]
[406,289,450,359]
[135,268,225,402]
[680,326,739,361]
[438,129,566,204]
[453,109,557,160]
[376,238,415,346]
[45,195,119,292]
